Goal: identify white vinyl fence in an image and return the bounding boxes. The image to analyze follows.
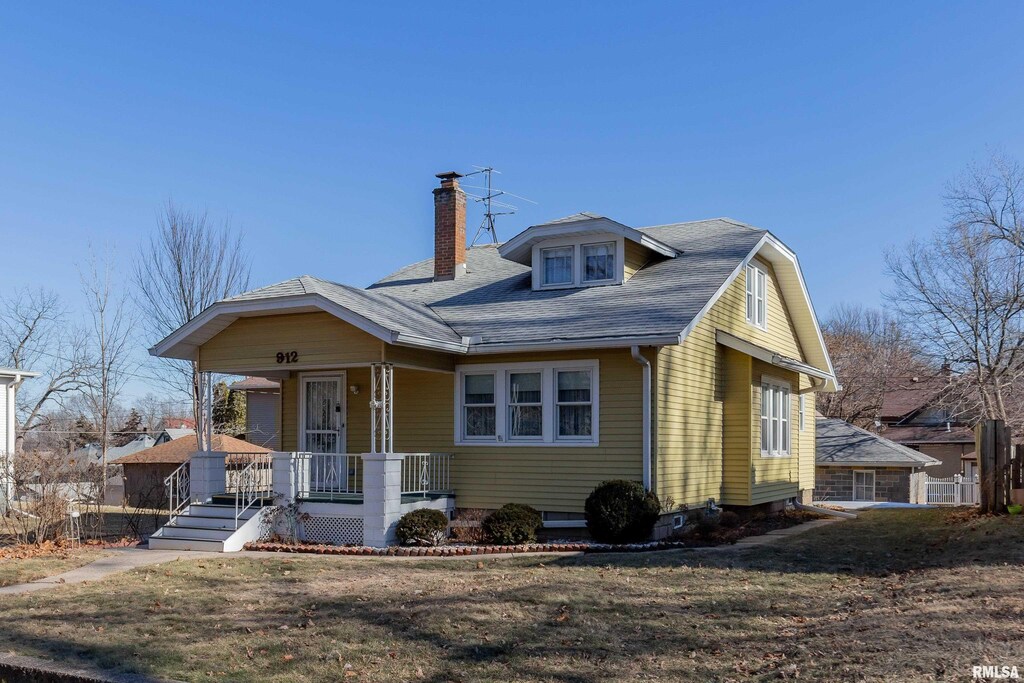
[926,474,979,506]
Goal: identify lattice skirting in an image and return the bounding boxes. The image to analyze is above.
[302,515,364,546]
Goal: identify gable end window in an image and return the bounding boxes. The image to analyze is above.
[745,264,768,330]
[455,361,599,446]
[760,379,790,457]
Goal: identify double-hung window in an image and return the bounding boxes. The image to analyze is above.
[582,242,615,283]
[462,373,496,440]
[508,372,543,440]
[541,247,574,286]
[760,379,791,457]
[456,361,599,445]
[556,369,593,439]
[746,263,767,329]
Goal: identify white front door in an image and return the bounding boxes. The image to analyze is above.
[853,470,875,502]
[300,374,346,454]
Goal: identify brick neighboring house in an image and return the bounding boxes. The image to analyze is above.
[877,376,975,478]
[815,417,939,503]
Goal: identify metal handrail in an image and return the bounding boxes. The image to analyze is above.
[233,460,262,529]
[164,461,191,522]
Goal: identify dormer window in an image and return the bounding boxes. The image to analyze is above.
[582,242,616,283]
[497,213,679,292]
[541,246,574,286]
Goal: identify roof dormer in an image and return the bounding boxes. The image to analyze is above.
[498,213,678,291]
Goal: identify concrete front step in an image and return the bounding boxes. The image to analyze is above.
[148,536,228,552]
[150,502,270,553]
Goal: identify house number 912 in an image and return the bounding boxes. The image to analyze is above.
[276,351,298,364]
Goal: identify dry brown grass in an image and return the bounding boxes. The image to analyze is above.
[0,544,111,587]
[0,508,1021,682]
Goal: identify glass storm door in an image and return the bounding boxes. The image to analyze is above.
[301,375,346,455]
[853,471,875,502]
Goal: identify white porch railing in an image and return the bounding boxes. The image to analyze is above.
[224,452,274,495]
[294,452,364,500]
[926,474,979,506]
[164,461,191,521]
[401,453,453,496]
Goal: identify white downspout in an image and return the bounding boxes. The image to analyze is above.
[631,346,652,491]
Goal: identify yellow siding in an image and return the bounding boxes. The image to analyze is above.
[624,241,652,281]
[199,312,383,373]
[750,360,800,505]
[450,349,644,511]
[721,348,752,504]
[797,383,816,491]
[274,349,643,513]
[657,258,818,507]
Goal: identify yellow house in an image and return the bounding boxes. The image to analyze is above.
[147,172,837,551]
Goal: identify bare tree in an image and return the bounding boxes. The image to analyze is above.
[0,287,92,437]
[81,250,135,509]
[887,157,1024,431]
[817,304,932,427]
[133,201,251,426]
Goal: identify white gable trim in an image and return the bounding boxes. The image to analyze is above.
[499,216,678,265]
[679,233,838,392]
[149,294,469,361]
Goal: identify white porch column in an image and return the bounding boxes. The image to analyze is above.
[189,451,227,503]
[362,452,404,547]
[271,451,298,502]
[197,371,214,452]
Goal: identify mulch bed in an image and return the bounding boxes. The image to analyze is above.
[244,510,827,556]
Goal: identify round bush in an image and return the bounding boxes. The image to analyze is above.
[584,480,661,544]
[395,508,449,546]
[718,510,741,529]
[483,503,542,545]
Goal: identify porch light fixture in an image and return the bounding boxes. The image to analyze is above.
[349,384,360,395]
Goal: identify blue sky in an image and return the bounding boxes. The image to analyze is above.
[2,2,1023,402]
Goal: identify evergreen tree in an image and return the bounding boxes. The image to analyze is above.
[112,408,144,447]
[212,382,246,436]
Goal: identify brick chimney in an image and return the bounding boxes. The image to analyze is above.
[433,171,466,280]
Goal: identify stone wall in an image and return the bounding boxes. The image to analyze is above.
[814,466,912,502]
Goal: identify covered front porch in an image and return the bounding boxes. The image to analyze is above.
[153,362,456,550]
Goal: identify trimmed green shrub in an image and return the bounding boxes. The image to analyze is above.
[483,503,542,544]
[584,480,661,544]
[718,510,742,529]
[395,508,449,546]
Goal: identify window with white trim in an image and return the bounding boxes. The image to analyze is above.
[556,369,593,438]
[462,373,496,440]
[456,361,599,445]
[798,394,805,431]
[541,247,574,286]
[582,242,616,283]
[760,379,790,456]
[746,263,767,330]
[508,371,543,440]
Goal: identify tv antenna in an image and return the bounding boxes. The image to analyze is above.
[462,166,536,245]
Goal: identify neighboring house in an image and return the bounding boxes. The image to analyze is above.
[155,427,196,445]
[158,417,197,432]
[815,417,939,504]
[116,434,268,508]
[227,376,281,450]
[146,171,838,551]
[65,436,156,505]
[0,368,39,512]
[878,376,975,478]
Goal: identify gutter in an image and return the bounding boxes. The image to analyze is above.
[630,346,652,491]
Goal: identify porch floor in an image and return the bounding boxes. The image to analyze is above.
[296,492,453,505]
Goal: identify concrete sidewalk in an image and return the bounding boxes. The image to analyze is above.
[0,548,220,596]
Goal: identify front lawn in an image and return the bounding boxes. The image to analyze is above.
[0,544,111,587]
[0,508,1021,681]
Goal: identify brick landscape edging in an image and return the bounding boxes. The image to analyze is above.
[243,540,696,556]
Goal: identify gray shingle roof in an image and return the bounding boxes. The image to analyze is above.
[226,274,464,344]
[367,218,766,348]
[816,418,941,467]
